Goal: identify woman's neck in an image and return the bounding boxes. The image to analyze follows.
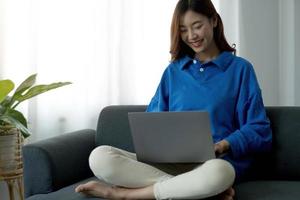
[195,42,220,63]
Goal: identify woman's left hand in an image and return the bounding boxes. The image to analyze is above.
[214,139,230,156]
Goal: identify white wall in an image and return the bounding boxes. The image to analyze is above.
[238,0,280,106]
[221,0,299,106]
[219,0,240,53]
[278,0,296,105]
[296,0,300,105]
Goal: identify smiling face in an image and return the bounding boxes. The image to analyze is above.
[179,10,219,61]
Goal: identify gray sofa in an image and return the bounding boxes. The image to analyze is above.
[23,105,300,200]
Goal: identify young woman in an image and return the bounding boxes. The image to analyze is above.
[75,0,272,199]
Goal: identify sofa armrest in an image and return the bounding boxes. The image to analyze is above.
[23,129,96,198]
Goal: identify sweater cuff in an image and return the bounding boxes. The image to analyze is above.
[225,129,247,159]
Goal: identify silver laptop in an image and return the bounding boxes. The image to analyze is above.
[128,111,216,163]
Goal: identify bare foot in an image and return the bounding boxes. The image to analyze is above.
[218,187,235,200]
[75,180,115,198]
[75,181,155,200]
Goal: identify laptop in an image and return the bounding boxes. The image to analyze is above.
[128,111,216,164]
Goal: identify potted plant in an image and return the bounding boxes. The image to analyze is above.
[0,74,71,172]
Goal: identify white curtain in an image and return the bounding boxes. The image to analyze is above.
[218,0,298,106]
[0,0,180,142]
[1,0,298,142]
[0,0,220,142]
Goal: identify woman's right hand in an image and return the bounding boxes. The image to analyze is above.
[214,139,230,156]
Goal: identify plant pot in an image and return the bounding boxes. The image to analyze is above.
[0,127,23,174]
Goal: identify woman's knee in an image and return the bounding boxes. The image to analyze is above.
[205,159,235,181]
[197,159,235,194]
[88,145,120,179]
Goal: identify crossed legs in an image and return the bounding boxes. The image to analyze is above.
[75,145,235,199]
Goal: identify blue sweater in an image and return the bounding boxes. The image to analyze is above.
[146,51,272,180]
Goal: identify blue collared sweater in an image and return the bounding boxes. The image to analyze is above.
[146,51,272,180]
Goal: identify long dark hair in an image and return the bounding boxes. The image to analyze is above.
[170,0,235,61]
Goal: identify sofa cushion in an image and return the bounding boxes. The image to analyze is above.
[235,181,300,200]
[96,105,147,152]
[26,177,102,200]
[247,107,300,180]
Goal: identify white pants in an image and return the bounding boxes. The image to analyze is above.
[89,145,235,200]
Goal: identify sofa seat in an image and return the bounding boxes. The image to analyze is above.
[26,179,300,200]
[235,180,300,200]
[26,177,102,200]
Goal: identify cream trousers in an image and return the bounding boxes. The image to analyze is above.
[89,145,235,200]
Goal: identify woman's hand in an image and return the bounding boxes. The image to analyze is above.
[214,139,230,156]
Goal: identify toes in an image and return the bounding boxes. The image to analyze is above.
[223,194,234,200]
[75,184,84,193]
[218,194,233,200]
[74,180,114,198]
[75,181,98,193]
[229,187,235,196]
[218,187,235,200]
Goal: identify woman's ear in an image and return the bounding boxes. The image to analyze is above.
[211,15,218,28]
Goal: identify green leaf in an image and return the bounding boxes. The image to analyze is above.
[0,104,5,116]
[0,96,13,107]
[6,109,28,128]
[0,115,31,138]
[14,82,72,103]
[10,74,37,109]
[0,80,14,104]
[14,74,37,95]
